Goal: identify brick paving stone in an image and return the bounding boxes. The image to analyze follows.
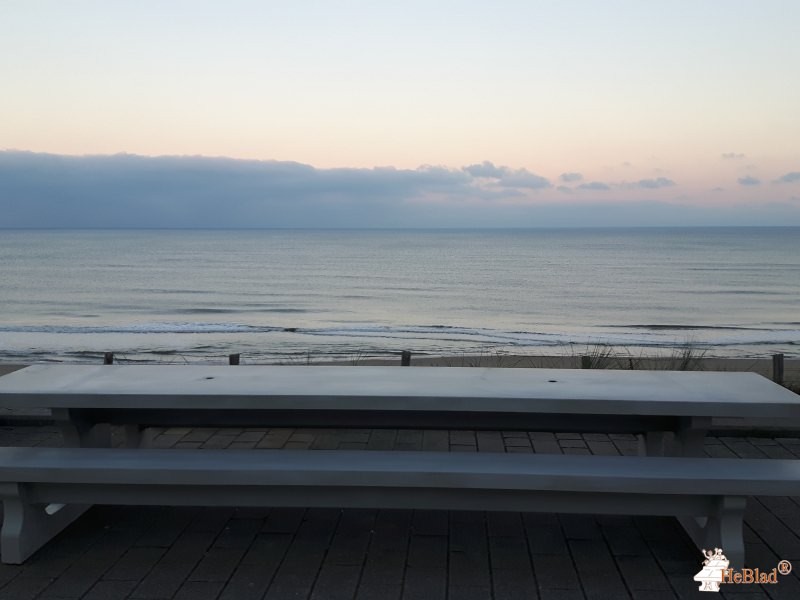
[448,584,493,600]
[450,444,478,452]
[200,434,237,449]
[359,511,411,588]
[412,510,449,536]
[507,446,534,453]
[489,535,535,572]
[311,431,340,450]
[615,555,673,591]
[217,534,293,600]
[227,441,258,449]
[611,439,639,456]
[449,513,491,590]
[630,591,677,600]
[310,564,362,600]
[174,441,203,449]
[719,438,769,459]
[263,508,340,599]
[186,508,236,534]
[422,430,449,452]
[164,428,193,436]
[234,431,265,443]
[129,528,216,596]
[134,508,195,548]
[532,554,582,591]
[583,433,610,441]
[449,431,476,446]
[150,433,184,449]
[407,535,447,568]
[493,569,539,600]
[524,513,570,555]
[559,439,588,449]
[597,517,651,557]
[213,518,262,549]
[754,496,800,534]
[556,433,583,440]
[487,512,525,538]
[172,580,225,600]
[569,539,630,599]
[402,567,447,600]
[395,430,424,450]
[188,547,247,582]
[585,440,620,456]
[262,508,305,533]
[504,437,534,448]
[83,580,139,600]
[103,547,166,581]
[367,429,398,450]
[538,590,586,600]
[324,509,376,566]
[355,583,402,600]
[741,499,800,561]
[256,429,292,449]
[563,447,592,455]
[477,430,506,453]
[0,576,56,600]
[561,516,603,541]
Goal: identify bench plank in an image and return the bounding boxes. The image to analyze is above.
[2,448,799,565]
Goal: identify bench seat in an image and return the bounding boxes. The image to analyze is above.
[2,447,799,565]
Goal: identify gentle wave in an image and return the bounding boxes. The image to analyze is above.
[0,323,279,334]
[2,322,798,347]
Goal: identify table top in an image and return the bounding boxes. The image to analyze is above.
[1,364,798,418]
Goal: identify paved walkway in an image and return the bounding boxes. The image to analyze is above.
[0,425,799,600]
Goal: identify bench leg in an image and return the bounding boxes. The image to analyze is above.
[679,496,746,568]
[0,483,89,564]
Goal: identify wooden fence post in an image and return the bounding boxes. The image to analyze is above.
[103,352,114,365]
[772,353,784,385]
[401,351,411,366]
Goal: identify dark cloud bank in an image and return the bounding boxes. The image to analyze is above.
[1,151,799,228]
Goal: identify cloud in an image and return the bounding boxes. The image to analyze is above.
[560,172,582,183]
[463,161,506,179]
[577,181,611,191]
[635,177,675,189]
[738,176,761,186]
[773,171,800,184]
[462,161,550,190]
[722,152,746,160]
[2,151,799,228]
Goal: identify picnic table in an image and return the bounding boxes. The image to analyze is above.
[1,364,799,566]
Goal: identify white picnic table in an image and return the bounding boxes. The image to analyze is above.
[1,364,799,566]
[0,364,798,453]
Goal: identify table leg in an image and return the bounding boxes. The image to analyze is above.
[638,431,667,456]
[123,425,154,448]
[675,417,711,457]
[51,409,111,448]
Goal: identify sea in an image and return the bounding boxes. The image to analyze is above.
[0,228,798,364]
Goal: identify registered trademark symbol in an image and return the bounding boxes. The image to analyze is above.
[778,560,792,575]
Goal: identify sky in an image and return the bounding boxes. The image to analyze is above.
[2,1,800,227]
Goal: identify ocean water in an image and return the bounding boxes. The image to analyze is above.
[0,228,798,363]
